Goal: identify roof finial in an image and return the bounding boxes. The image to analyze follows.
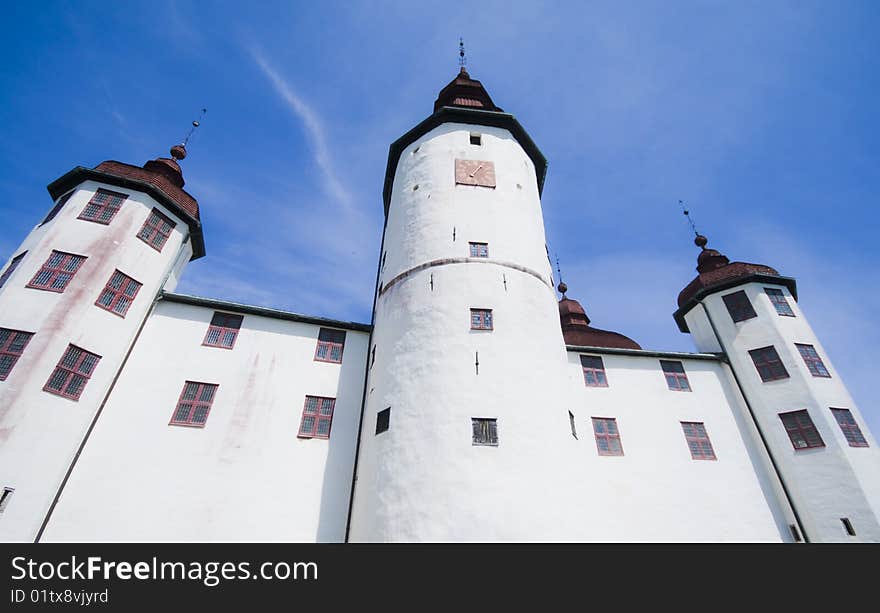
[171,108,206,161]
[459,37,467,71]
[556,253,568,297]
[680,199,708,249]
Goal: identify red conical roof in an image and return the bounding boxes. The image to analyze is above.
[433,68,503,113]
[558,285,641,350]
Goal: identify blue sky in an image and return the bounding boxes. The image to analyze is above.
[1,1,877,435]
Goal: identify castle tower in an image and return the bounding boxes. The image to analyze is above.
[674,235,880,542]
[347,68,578,541]
[0,144,204,541]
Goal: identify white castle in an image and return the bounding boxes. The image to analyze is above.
[0,68,877,543]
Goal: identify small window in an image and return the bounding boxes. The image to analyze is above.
[95,270,142,317]
[580,355,608,387]
[381,251,387,271]
[169,381,218,427]
[841,518,856,536]
[315,328,346,363]
[795,344,830,378]
[681,422,717,460]
[765,288,795,317]
[472,418,498,446]
[470,308,493,330]
[78,188,127,224]
[298,396,335,439]
[592,417,623,456]
[0,328,35,381]
[722,290,757,323]
[749,346,789,382]
[27,250,86,293]
[779,410,825,450]
[569,411,577,439]
[469,242,489,258]
[40,191,74,226]
[830,408,868,447]
[203,312,244,349]
[0,252,27,289]
[43,344,101,401]
[660,360,691,391]
[137,208,177,252]
[470,132,482,146]
[789,525,802,542]
[0,487,13,513]
[370,345,376,369]
[376,407,391,435]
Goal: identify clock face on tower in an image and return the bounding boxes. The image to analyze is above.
[455,159,496,188]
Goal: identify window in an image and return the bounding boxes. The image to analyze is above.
[569,411,577,439]
[0,488,13,513]
[469,242,489,258]
[660,360,691,391]
[580,355,608,387]
[841,518,856,536]
[472,418,498,446]
[0,328,34,381]
[681,422,717,460]
[749,346,789,382]
[789,525,803,542]
[315,328,346,363]
[298,396,335,439]
[592,417,623,456]
[765,287,795,317]
[43,344,101,400]
[40,191,75,226]
[470,308,493,330]
[137,208,176,252]
[779,410,825,450]
[470,132,481,145]
[78,188,127,224]
[831,408,868,447]
[371,345,376,369]
[203,312,244,349]
[169,381,218,427]
[0,252,27,289]
[722,290,757,323]
[376,407,390,435]
[95,270,142,317]
[27,250,86,293]
[796,344,830,378]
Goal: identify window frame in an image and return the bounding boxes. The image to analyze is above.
[298,395,336,439]
[830,408,868,448]
[681,421,717,460]
[0,328,34,381]
[169,381,219,428]
[314,328,346,364]
[748,346,790,382]
[765,287,795,317]
[469,242,489,258]
[0,252,27,289]
[779,409,825,450]
[580,354,609,387]
[660,360,691,391]
[137,208,177,252]
[591,417,624,456]
[26,250,86,293]
[376,407,391,435]
[470,308,493,330]
[722,290,757,323]
[472,417,499,446]
[795,343,831,378]
[77,188,128,225]
[202,312,244,350]
[43,344,101,401]
[94,269,142,318]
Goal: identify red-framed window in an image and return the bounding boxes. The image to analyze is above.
[749,346,789,382]
[27,250,86,293]
[472,417,498,446]
[580,355,608,387]
[0,328,34,381]
[779,410,825,450]
[203,312,244,349]
[43,344,101,400]
[830,408,868,448]
[40,191,75,226]
[722,290,757,323]
[169,381,218,427]
[78,188,127,224]
[765,287,795,317]
[0,252,27,289]
[298,395,335,439]
[95,270,142,317]
[681,422,717,460]
[315,328,346,363]
[469,242,489,258]
[592,417,623,456]
[660,360,691,391]
[470,308,493,330]
[796,343,831,378]
[137,208,177,252]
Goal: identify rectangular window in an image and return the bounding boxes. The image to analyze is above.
[376,407,390,435]
[660,360,691,391]
[469,242,489,258]
[722,290,757,323]
[472,418,498,446]
[470,132,482,145]
[315,328,346,363]
[681,422,717,460]
[169,381,218,427]
[749,346,789,382]
[40,191,74,226]
[0,252,27,289]
[95,270,142,317]
[580,355,608,387]
[765,287,795,317]
[569,411,577,439]
[0,488,13,513]
[78,188,127,224]
[371,345,376,369]
[470,308,493,330]
[137,208,177,252]
[796,343,831,378]
[203,312,244,349]
[592,417,623,456]
[831,408,868,447]
[27,250,86,293]
[0,328,35,381]
[779,409,825,450]
[43,344,101,400]
[841,518,856,536]
[298,395,335,439]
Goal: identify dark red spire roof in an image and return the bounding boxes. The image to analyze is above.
[433,68,503,113]
[558,284,641,350]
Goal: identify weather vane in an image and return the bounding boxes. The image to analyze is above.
[680,199,700,237]
[459,38,466,68]
[182,108,207,147]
